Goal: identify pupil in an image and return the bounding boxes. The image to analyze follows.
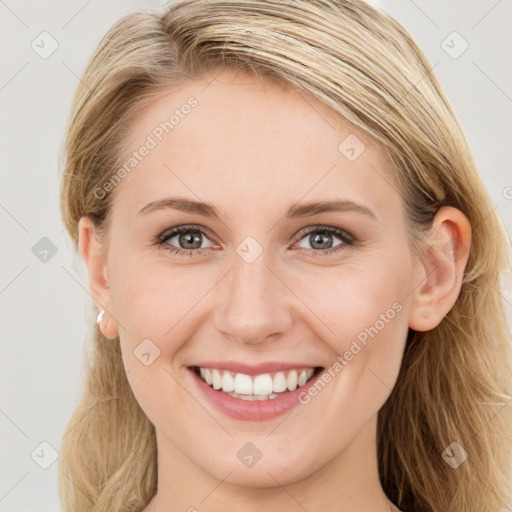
[312,233,332,249]
[180,231,202,249]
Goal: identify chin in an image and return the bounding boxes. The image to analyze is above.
[199,448,319,488]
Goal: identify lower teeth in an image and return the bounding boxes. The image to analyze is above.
[224,390,285,400]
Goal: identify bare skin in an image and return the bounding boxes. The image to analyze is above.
[79,68,471,511]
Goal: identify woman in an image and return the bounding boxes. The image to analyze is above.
[58,1,512,511]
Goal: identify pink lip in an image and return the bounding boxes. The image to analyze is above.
[187,366,324,422]
[191,360,319,375]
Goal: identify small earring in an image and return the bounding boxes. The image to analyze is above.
[422,311,429,318]
[96,309,117,340]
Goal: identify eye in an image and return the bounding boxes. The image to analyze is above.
[156,225,215,257]
[293,226,356,256]
[155,224,358,258]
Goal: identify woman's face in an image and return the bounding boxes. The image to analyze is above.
[90,68,422,487]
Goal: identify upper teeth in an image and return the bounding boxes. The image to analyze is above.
[199,367,316,395]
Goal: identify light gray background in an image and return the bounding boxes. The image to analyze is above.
[1,1,511,510]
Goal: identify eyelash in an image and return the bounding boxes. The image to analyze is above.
[154,224,359,258]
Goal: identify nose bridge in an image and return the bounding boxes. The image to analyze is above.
[213,247,293,345]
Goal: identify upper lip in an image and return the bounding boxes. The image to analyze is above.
[190,361,322,375]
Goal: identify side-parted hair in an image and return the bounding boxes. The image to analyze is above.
[59,1,512,511]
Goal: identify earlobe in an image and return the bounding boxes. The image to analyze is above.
[408,206,471,332]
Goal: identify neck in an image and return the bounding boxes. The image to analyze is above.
[145,415,400,512]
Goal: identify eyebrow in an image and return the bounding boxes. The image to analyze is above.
[137,197,377,220]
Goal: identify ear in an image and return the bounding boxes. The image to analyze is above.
[78,216,118,338]
[408,206,471,331]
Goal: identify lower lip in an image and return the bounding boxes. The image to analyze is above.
[188,367,324,421]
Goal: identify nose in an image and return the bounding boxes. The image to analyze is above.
[213,252,293,346]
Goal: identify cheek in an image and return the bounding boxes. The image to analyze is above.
[292,256,411,378]
[113,255,209,340]
[113,260,198,422]
[291,261,411,435]
[300,263,407,334]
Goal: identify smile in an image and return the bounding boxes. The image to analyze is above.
[193,366,320,399]
[188,365,325,421]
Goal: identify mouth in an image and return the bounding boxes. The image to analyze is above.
[189,365,324,401]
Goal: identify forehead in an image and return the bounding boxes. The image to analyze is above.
[112,68,401,221]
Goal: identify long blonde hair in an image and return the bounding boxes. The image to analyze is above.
[59,1,512,510]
